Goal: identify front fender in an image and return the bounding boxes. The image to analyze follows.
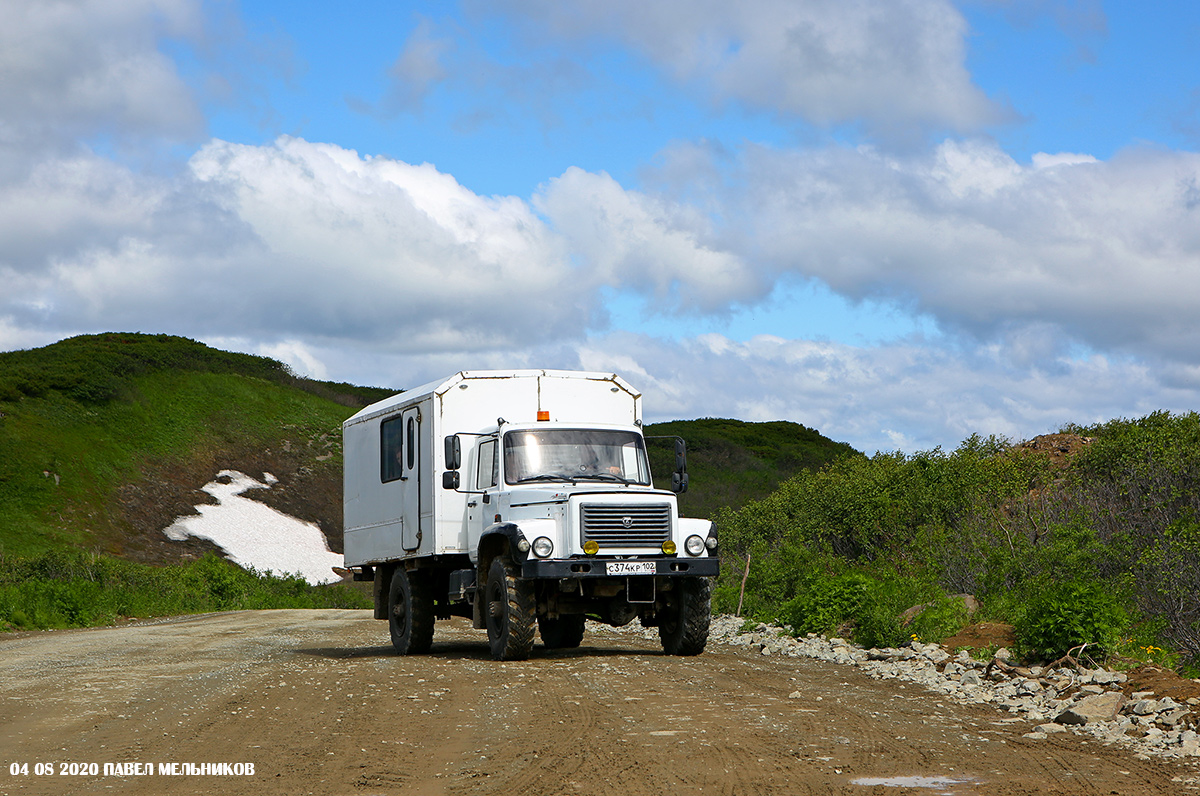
[478,522,529,572]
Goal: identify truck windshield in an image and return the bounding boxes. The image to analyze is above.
[503,429,652,486]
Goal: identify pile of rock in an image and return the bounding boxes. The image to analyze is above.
[705,615,1200,762]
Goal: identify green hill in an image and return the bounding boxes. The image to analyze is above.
[646,418,857,518]
[0,333,391,561]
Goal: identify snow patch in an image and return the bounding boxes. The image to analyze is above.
[163,470,343,585]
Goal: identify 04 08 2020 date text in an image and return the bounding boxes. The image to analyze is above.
[7,762,257,776]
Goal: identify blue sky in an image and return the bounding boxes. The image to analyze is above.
[3,0,1200,453]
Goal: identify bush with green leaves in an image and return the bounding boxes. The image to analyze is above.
[780,572,872,637]
[717,541,961,650]
[1014,581,1129,662]
[710,413,1200,669]
[0,551,370,632]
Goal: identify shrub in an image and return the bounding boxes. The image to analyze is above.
[0,550,369,632]
[772,567,954,649]
[1015,581,1128,662]
[781,572,871,637]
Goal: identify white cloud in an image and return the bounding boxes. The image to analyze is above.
[0,0,205,157]
[252,340,330,381]
[1031,151,1098,169]
[637,139,1200,365]
[0,318,64,354]
[484,0,1005,138]
[534,167,759,312]
[1,138,611,351]
[187,137,592,347]
[6,132,1200,449]
[0,155,168,272]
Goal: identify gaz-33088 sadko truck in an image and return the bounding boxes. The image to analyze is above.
[342,370,718,661]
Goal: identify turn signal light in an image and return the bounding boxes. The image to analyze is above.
[537,410,550,421]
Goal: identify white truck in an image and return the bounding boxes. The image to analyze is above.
[342,369,718,660]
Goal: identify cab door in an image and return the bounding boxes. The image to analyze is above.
[466,436,499,555]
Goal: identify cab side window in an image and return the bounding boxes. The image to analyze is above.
[475,438,498,489]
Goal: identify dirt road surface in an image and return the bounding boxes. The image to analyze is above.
[2,610,1196,795]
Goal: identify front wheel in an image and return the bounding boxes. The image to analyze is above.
[658,577,712,656]
[388,567,434,655]
[485,557,535,661]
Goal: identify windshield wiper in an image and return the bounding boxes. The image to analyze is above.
[574,472,638,484]
[514,473,579,484]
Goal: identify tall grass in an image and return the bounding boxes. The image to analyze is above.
[0,551,370,632]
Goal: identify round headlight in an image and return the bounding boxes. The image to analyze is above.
[684,535,705,556]
[661,540,677,555]
[532,536,554,558]
[516,538,531,553]
[583,540,600,555]
[705,534,718,550]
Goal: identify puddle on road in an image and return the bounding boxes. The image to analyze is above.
[851,775,976,793]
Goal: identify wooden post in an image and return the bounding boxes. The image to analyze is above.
[736,553,751,617]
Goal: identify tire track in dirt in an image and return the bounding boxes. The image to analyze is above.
[2,612,1197,796]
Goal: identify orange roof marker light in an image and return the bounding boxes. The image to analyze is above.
[537,410,550,422]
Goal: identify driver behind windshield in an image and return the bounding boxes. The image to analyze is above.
[580,444,621,475]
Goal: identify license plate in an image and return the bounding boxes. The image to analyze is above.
[606,561,656,576]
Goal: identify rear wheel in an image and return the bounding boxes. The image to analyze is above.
[485,557,535,660]
[388,567,434,655]
[538,615,586,649]
[658,577,711,656]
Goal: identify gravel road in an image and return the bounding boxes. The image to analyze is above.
[1,610,1195,795]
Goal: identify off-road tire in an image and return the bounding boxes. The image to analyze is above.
[538,615,586,649]
[388,567,435,655]
[658,577,712,656]
[485,557,535,661]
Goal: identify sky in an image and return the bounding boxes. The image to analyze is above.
[3,0,1200,453]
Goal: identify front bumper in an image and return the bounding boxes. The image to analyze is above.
[520,557,719,579]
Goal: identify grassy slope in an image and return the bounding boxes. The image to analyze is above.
[0,334,389,559]
[645,417,857,518]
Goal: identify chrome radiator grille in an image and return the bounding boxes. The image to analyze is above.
[580,504,671,547]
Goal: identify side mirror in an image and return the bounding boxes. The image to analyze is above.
[444,435,461,471]
[672,438,688,493]
[442,470,461,490]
